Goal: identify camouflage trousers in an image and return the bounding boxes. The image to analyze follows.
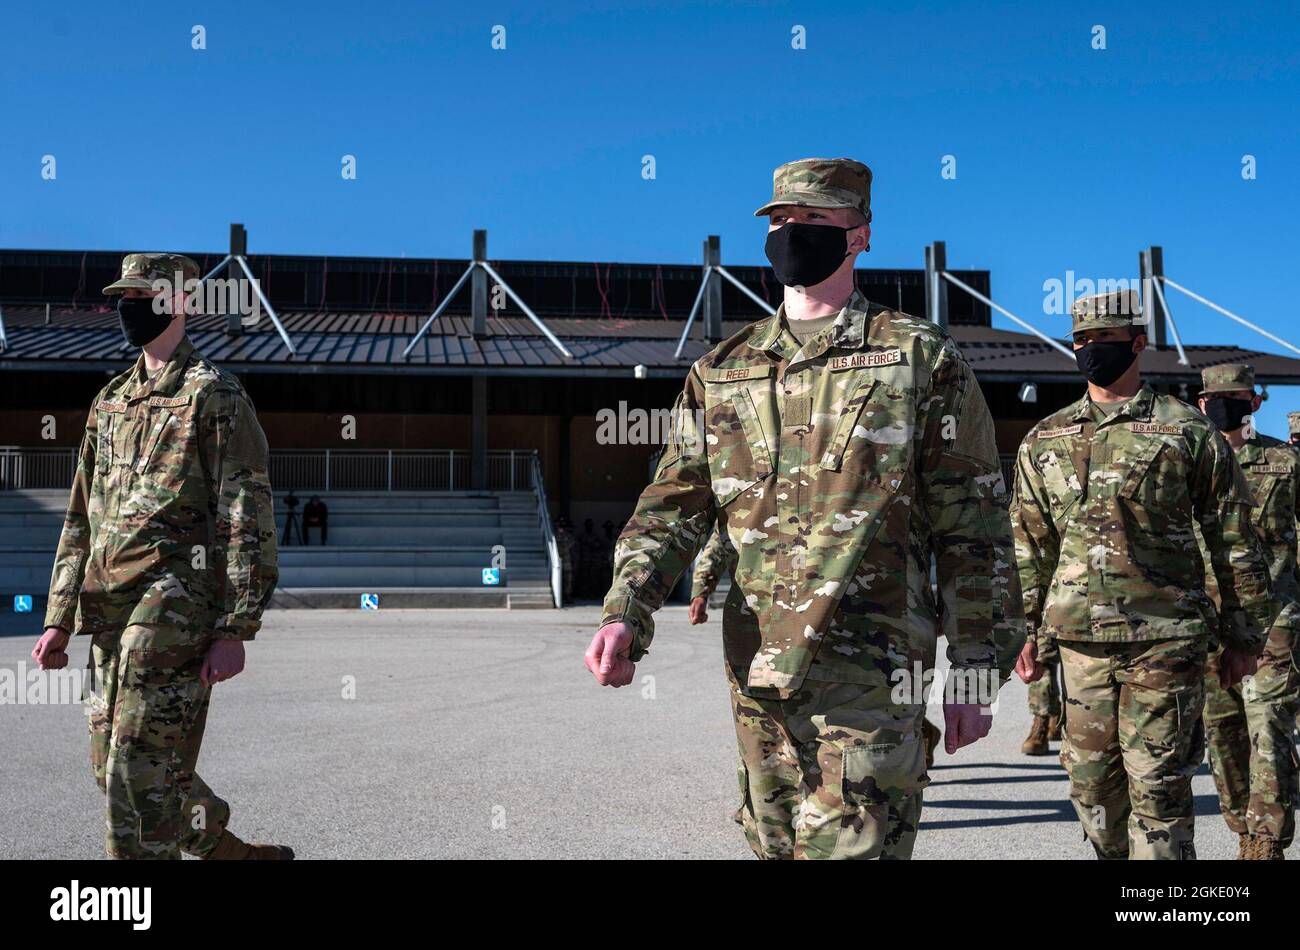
[728,667,928,860]
[1027,657,1062,718]
[1059,637,1206,860]
[85,625,230,859]
[1203,630,1300,847]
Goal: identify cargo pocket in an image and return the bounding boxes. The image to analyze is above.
[832,737,929,860]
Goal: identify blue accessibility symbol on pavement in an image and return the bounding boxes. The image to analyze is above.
[14,594,32,613]
[360,593,380,610]
[481,568,500,586]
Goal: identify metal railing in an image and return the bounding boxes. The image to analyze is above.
[269,449,533,492]
[0,447,77,489]
[530,451,563,607]
[0,447,537,492]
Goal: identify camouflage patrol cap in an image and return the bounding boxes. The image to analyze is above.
[102,252,200,295]
[1070,289,1144,335]
[1199,362,1256,397]
[1289,412,1300,437]
[754,157,873,223]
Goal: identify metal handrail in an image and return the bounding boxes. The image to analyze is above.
[0,446,535,492]
[530,450,562,608]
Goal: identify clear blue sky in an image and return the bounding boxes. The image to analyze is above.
[2,1,1297,434]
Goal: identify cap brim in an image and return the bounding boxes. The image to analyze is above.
[753,192,856,217]
[101,278,154,295]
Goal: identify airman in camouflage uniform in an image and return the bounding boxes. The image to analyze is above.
[1288,411,1300,447]
[1021,655,1063,755]
[586,158,1025,859]
[1012,290,1272,860]
[1196,363,1300,860]
[31,253,286,860]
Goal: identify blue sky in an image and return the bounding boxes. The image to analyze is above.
[2,1,1297,434]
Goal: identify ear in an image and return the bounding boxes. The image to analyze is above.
[848,224,870,254]
[1131,332,1148,353]
[1252,394,1263,412]
[1198,397,1208,414]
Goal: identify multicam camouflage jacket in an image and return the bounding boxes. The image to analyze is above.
[689,525,737,601]
[1011,385,1271,654]
[601,291,1025,699]
[44,336,279,640]
[1201,433,1300,631]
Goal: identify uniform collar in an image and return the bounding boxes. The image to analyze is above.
[1073,383,1156,425]
[128,335,194,400]
[749,289,874,359]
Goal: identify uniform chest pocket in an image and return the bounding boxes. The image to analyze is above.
[818,380,914,483]
[1118,438,1187,515]
[133,396,193,476]
[1249,471,1290,517]
[94,401,126,474]
[704,384,773,508]
[1034,445,1082,520]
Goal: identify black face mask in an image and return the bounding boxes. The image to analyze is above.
[1074,340,1137,388]
[1203,397,1254,433]
[764,222,855,288]
[116,296,173,347]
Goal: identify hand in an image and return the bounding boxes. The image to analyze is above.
[201,639,246,687]
[1015,641,1043,684]
[943,699,994,754]
[688,597,708,625]
[1218,646,1258,690]
[584,622,636,687]
[32,627,71,671]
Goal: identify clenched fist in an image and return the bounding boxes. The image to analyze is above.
[584,622,636,687]
[32,627,71,671]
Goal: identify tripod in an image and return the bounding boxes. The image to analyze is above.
[282,494,304,545]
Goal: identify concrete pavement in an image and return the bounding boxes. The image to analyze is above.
[0,605,1245,859]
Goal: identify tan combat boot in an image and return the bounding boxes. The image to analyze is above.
[1253,837,1285,861]
[1047,714,1062,741]
[1021,715,1051,756]
[1237,833,1255,859]
[922,717,941,770]
[203,828,295,861]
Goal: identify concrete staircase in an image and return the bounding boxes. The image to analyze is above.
[272,491,554,608]
[0,489,556,612]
